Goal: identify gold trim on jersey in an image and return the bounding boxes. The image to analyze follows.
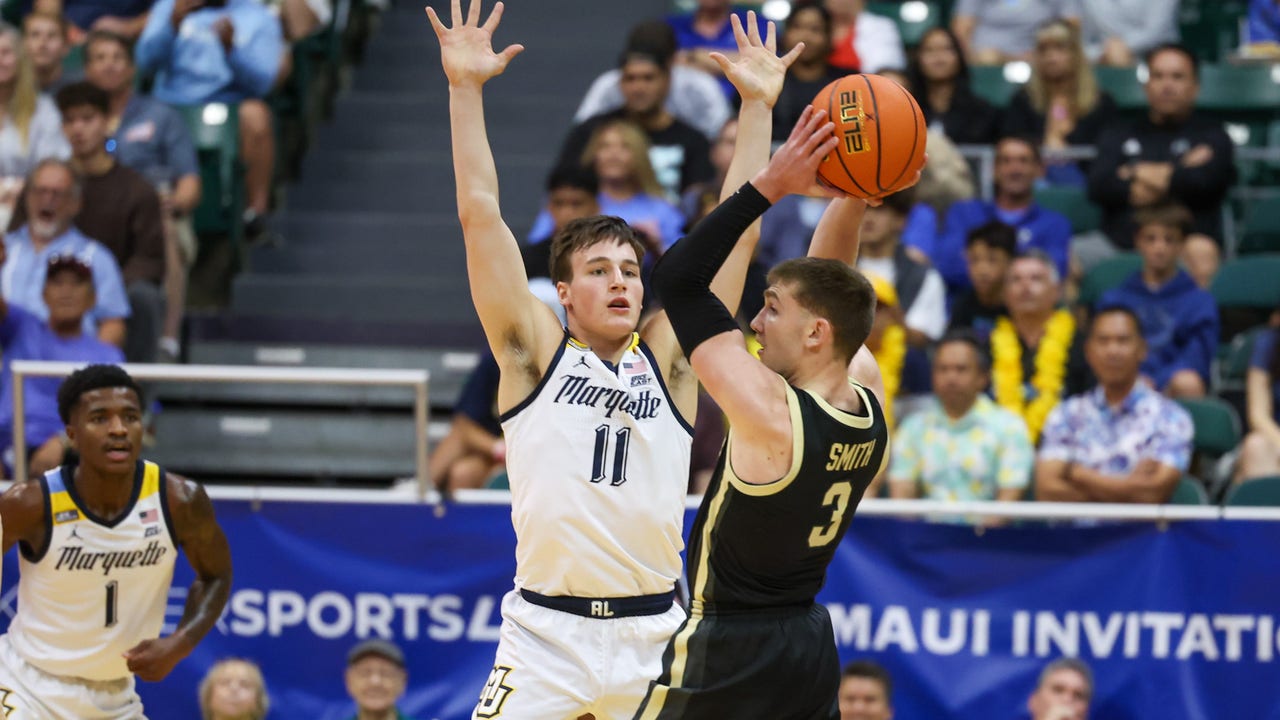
[139,462,161,500]
[724,384,806,498]
[636,614,703,720]
[564,332,640,353]
[50,491,79,524]
[802,379,876,429]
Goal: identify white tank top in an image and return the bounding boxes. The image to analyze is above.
[9,461,178,681]
[501,332,692,597]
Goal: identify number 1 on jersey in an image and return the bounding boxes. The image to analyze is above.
[591,424,631,486]
[808,481,853,547]
[105,580,119,628]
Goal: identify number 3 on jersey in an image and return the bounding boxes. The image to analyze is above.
[809,481,853,547]
[590,424,631,486]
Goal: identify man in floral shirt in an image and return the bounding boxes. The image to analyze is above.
[1034,306,1192,503]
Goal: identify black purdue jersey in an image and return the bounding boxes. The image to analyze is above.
[687,380,887,608]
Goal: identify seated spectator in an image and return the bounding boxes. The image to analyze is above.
[558,47,712,203]
[936,136,1072,295]
[1098,203,1217,398]
[523,165,600,278]
[2,158,128,345]
[681,117,735,224]
[1002,19,1116,186]
[272,0,333,41]
[948,220,1016,342]
[344,639,413,720]
[951,0,1081,65]
[574,20,730,141]
[198,657,270,720]
[866,274,907,428]
[9,82,164,362]
[85,29,202,361]
[773,2,848,142]
[1087,44,1233,286]
[890,330,1034,506]
[0,254,125,478]
[23,0,154,40]
[665,0,767,101]
[1035,306,1192,502]
[857,190,947,351]
[1027,658,1093,720]
[1236,307,1280,483]
[537,120,684,253]
[1244,0,1280,58]
[1081,0,1178,66]
[907,27,1000,146]
[824,0,906,74]
[838,660,893,720]
[23,11,77,94]
[990,251,1091,443]
[428,350,503,493]
[0,22,70,228]
[136,0,285,240]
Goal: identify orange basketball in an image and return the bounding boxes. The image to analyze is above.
[811,74,927,199]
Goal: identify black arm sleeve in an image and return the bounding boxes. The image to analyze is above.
[652,182,773,358]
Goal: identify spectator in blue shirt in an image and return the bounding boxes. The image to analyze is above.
[136,0,284,238]
[1236,315,1280,483]
[1098,202,1217,398]
[427,350,504,493]
[1034,305,1192,503]
[1,158,129,345]
[1245,0,1280,53]
[85,29,201,361]
[665,0,768,101]
[0,254,124,477]
[935,136,1071,296]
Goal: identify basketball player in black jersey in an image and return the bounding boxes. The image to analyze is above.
[633,108,898,719]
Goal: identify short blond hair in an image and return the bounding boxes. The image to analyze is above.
[198,658,270,720]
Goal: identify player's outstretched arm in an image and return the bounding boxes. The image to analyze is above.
[0,481,47,555]
[427,1,557,356]
[653,108,837,462]
[124,475,231,682]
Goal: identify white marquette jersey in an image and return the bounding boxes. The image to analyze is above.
[501,332,693,597]
[9,461,178,681]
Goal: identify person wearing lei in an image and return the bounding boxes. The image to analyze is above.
[866,274,906,429]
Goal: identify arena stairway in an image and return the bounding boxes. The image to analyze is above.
[153,0,670,484]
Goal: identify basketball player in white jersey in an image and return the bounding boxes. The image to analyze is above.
[427,2,806,717]
[0,364,232,719]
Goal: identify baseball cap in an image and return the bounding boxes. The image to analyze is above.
[346,638,405,668]
[45,254,92,283]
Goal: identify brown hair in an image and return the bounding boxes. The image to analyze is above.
[580,119,665,198]
[1132,202,1193,239]
[549,215,647,283]
[84,29,135,65]
[767,257,876,363]
[22,10,67,40]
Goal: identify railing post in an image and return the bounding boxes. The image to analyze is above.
[12,366,25,483]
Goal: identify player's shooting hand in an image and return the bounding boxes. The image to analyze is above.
[123,635,191,682]
[751,105,837,202]
[426,0,524,88]
[711,12,800,108]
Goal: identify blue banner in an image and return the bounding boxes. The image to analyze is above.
[1,500,1277,719]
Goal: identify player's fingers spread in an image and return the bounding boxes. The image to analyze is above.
[481,0,503,33]
[780,42,803,68]
[465,0,480,25]
[764,20,777,52]
[745,11,760,45]
[729,13,747,47]
[812,135,839,161]
[450,0,462,26]
[425,6,446,35]
[709,52,732,74]
[499,43,524,64]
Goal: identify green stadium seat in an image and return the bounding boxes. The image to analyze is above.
[1077,253,1141,309]
[486,472,510,490]
[867,1,940,47]
[1094,65,1145,112]
[1216,325,1269,392]
[1197,65,1280,119]
[62,44,85,76]
[1169,475,1210,505]
[969,65,1021,107]
[1034,185,1101,234]
[1238,195,1280,255]
[1176,397,1243,459]
[177,103,243,241]
[1225,475,1280,506]
[1211,255,1280,340]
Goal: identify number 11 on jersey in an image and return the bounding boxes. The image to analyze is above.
[590,424,631,486]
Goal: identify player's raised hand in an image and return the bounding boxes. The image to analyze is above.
[426,0,524,88]
[751,105,838,202]
[711,12,800,108]
[123,635,189,682]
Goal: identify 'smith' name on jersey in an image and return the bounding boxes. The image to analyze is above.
[54,540,169,575]
[553,374,662,420]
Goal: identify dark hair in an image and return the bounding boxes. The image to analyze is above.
[907,27,973,102]
[767,258,876,363]
[618,48,670,73]
[842,660,893,699]
[1037,657,1094,699]
[57,364,143,424]
[965,221,1017,256]
[1132,201,1193,239]
[546,164,599,196]
[83,29,134,65]
[1091,303,1145,338]
[55,81,110,116]
[936,328,992,372]
[1144,42,1199,80]
[22,10,68,39]
[878,187,915,216]
[624,20,678,61]
[785,1,834,43]
[995,134,1043,163]
[549,215,647,284]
